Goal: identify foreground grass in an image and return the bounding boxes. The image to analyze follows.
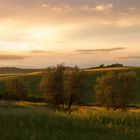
[0,102,140,140]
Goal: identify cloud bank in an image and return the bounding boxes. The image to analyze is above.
[0,54,26,60]
[75,47,126,54]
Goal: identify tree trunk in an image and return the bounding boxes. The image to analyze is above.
[67,96,73,110]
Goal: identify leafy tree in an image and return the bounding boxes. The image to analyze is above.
[117,72,137,107]
[40,64,65,107]
[95,72,136,109]
[64,66,87,109]
[6,78,28,100]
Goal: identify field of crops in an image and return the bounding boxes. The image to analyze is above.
[0,101,139,140]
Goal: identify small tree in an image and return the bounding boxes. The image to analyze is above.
[40,64,65,107]
[117,72,137,107]
[95,72,136,109]
[64,66,87,109]
[6,78,28,100]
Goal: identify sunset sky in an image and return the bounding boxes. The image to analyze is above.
[0,0,140,68]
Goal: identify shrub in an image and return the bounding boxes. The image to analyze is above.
[26,95,44,102]
[6,78,28,100]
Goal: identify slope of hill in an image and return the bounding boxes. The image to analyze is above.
[0,67,40,74]
[0,67,139,105]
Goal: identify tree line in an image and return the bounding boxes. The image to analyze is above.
[0,64,138,110]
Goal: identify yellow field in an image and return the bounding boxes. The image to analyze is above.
[83,67,131,72]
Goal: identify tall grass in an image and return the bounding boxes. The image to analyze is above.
[0,102,139,140]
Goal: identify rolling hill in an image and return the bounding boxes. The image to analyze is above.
[0,67,40,74]
[0,67,139,105]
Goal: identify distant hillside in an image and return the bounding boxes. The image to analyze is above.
[0,66,77,74]
[0,67,40,74]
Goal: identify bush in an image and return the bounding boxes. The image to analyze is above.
[5,78,28,100]
[95,72,137,109]
[26,95,44,102]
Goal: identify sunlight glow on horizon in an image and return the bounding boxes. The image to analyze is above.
[0,0,140,68]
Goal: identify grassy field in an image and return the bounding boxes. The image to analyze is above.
[0,67,139,104]
[0,101,139,140]
[0,68,139,140]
